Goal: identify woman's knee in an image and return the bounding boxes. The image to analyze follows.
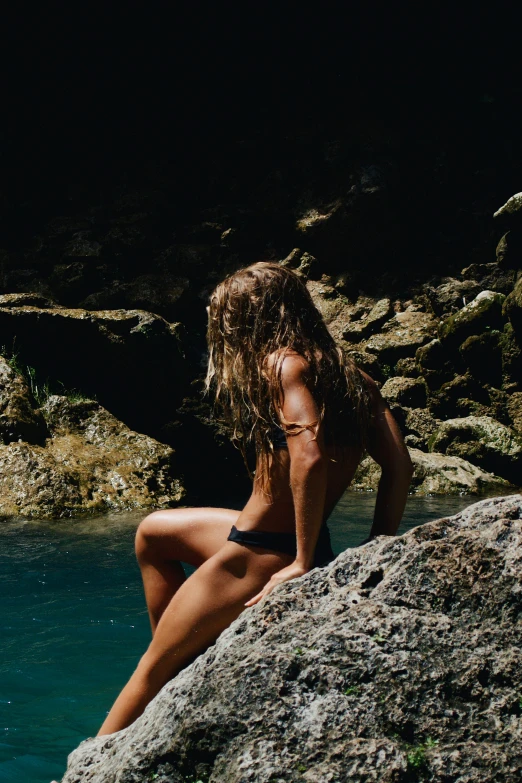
[135,509,183,561]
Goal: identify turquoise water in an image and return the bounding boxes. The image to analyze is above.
[0,493,478,783]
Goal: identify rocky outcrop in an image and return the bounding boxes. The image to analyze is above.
[438,290,505,346]
[62,495,522,782]
[429,415,522,485]
[402,408,441,450]
[0,393,184,519]
[0,304,187,442]
[352,447,511,495]
[341,297,392,342]
[361,309,438,365]
[507,392,522,434]
[493,192,522,223]
[2,159,522,502]
[380,376,428,409]
[0,357,48,444]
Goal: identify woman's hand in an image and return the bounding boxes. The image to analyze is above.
[245,562,309,607]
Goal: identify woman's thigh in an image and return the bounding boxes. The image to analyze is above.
[141,541,292,680]
[135,506,241,567]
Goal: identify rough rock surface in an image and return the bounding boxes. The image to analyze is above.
[63,495,522,782]
[0,357,48,444]
[342,297,392,342]
[2,176,522,503]
[493,191,522,224]
[429,415,522,485]
[438,290,506,346]
[0,304,187,440]
[380,376,428,409]
[403,409,441,451]
[423,277,481,315]
[352,448,511,495]
[362,309,438,365]
[0,395,184,519]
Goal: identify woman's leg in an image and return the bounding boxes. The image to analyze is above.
[135,507,241,633]
[98,541,291,736]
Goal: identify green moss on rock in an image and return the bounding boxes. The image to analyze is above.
[438,291,506,346]
[429,415,522,485]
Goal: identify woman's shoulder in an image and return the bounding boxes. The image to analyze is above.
[264,350,311,384]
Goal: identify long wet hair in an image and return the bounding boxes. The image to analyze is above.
[205,262,372,490]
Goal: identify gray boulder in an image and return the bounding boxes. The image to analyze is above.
[423,277,481,315]
[63,495,522,782]
[460,263,518,297]
[79,274,191,322]
[363,309,438,365]
[353,448,511,495]
[438,291,506,347]
[342,298,392,342]
[430,415,522,486]
[380,376,428,409]
[493,191,522,225]
[0,396,185,519]
[403,408,441,451]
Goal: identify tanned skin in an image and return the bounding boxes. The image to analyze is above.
[96,356,413,736]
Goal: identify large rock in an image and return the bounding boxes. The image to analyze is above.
[362,309,438,366]
[429,415,522,485]
[0,396,184,519]
[79,274,191,322]
[438,291,506,347]
[493,191,522,226]
[0,305,188,441]
[352,448,511,495]
[428,373,490,419]
[380,376,428,409]
[63,495,522,782]
[342,298,392,342]
[423,277,481,316]
[403,408,441,451]
[460,263,518,297]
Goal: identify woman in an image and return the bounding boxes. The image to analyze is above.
[97,261,413,735]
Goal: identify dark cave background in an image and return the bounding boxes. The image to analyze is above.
[2,7,521,504]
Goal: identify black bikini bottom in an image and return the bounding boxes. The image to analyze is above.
[227,524,335,568]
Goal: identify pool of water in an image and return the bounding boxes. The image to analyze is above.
[0,492,481,782]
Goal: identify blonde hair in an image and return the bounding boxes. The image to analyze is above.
[205,262,371,490]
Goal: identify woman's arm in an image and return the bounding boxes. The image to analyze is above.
[245,355,327,605]
[363,373,414,538]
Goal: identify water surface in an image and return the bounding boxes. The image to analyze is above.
[0,493,480,782]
